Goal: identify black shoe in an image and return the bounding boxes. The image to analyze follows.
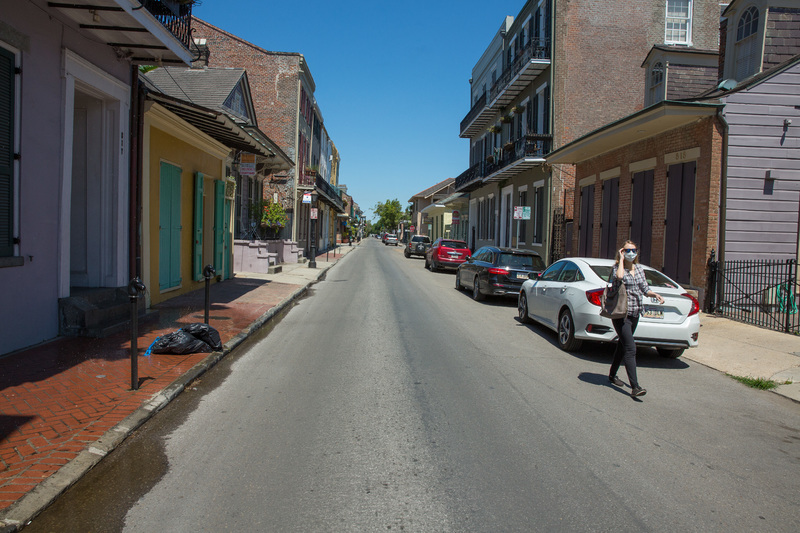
[631,387,647,397]
[609,376,624,387]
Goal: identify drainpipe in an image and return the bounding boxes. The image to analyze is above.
[718,107,728,263]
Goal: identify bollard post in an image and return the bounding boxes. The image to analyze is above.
[128,277,146,390]
[203,264,216,325]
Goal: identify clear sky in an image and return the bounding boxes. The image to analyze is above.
[193,0,525,221]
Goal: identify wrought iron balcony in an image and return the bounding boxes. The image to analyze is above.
[454,133,553,191]
[48,0,194,65]
[460,37,551,139]
[459,93,487,137]
[315,175,345,212]
[488,37,551,108]
[298,169,315,188]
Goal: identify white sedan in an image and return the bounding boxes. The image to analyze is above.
[517,257,700,358]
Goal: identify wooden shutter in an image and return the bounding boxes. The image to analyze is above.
[159,162,182,290]
[664,162,696,283]
[579,184,595,257]
[0,47,14,257]
[213,180,225,272]
[193,173,204,281]
[630,170,654,265]
[600,178,619,259]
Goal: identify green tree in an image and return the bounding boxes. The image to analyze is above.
[373,199,403,231]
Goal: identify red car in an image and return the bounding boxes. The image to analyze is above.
[425,239,471,272]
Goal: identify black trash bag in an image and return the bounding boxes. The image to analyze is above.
[150,330,210,355]
[181,323,223,351]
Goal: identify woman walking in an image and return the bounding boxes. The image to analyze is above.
[608,240,664,397]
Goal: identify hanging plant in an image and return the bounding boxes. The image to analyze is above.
[261,201,288,229]
[499,115,513,124]
[511,104,526,114]
[487,125,501,134]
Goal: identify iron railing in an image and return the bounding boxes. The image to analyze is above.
[489,37,551,104]
[707,254,799,333]
[141,0,194,50]
[460,93,487,134]
[315,175,344,211]
[454,133,552,192]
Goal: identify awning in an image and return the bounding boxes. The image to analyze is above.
[421,203,448,216]
[547,100,722,165]
[440,193,469,206]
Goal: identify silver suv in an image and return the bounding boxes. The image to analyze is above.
[404,235,431,258]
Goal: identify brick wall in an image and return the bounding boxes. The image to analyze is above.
[667,64,719,99]
[191,18,300,161]
[764,8,800,71]
[570,116,723,289]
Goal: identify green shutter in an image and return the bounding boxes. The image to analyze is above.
[171,169,182,286]
[223,198,231,279]
[193,172,204,281]
[213,180,224,273]
[0,47,15,257]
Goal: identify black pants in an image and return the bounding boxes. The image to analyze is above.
[610,315,640,389]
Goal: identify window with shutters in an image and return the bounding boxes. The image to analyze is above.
[533,184,544,244]
[518,189,528,244]
[735,6,760,81]
[0,43,19,260]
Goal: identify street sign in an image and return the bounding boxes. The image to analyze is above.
[302,193,311,204]
[452,210,460,225]
[410,225,415,232]
[310,208,318,220]
[239,153,256,176]
[514,206,531,220]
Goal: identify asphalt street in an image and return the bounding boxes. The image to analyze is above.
[25,238,800,532]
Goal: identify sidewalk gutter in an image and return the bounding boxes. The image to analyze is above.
[0,246,355,533]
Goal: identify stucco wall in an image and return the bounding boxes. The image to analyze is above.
[0,1,130,354]
[146,127,227,306]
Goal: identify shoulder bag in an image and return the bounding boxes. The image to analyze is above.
[600,276,628,319]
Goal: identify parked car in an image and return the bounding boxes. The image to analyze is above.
[384,234,399,246]
[517,257,700,357]
[425,239,471,271]
[404,235,431,258]
[456,247,546,301]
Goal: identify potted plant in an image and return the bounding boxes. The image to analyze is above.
[503,141,515,151]
[486,155,495,164]
[487,125,501,134]
[499,115,513,124]
[511,104,525,114]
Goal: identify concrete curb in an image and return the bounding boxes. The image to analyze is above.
[0,253,348,532]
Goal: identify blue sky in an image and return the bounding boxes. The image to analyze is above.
[194,0,525,221]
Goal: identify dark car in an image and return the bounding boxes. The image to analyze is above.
[455,247,545,301]
[404,235,431,258]
[425,239,471,272]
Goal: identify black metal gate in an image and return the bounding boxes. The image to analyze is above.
[707,253,799,333]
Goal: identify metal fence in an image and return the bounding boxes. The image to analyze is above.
[707,256,799,333]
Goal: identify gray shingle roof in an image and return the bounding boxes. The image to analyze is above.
[144,67,249,122]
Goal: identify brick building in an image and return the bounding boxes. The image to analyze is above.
[191,18,345,255]
[549,0,800,307]
[454,0,721,263]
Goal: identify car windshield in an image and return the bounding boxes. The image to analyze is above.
[440,240,467,249]
[497,253,545,270]
[590,265,681,289]
[411,236,430,243]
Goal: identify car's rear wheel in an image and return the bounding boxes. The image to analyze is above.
[472,276,484,301]
[518,292,531,324]
[657,347,685,358]
[557,309,582,351]
[404,249,410,258]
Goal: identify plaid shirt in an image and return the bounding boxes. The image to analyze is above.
[613,264,651,317]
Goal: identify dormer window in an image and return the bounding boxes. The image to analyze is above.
[665,0,692,45]
[648,62,665,106]
[734,6,760,81]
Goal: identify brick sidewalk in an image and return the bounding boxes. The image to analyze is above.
[0,276,303,512]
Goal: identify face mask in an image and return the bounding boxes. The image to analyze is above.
[624,250,638,261]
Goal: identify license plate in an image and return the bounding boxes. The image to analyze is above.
[516,273,528,280]
[449,252,460,257]
[643,307,663,319]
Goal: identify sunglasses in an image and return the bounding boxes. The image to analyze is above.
[624,248,638,253]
